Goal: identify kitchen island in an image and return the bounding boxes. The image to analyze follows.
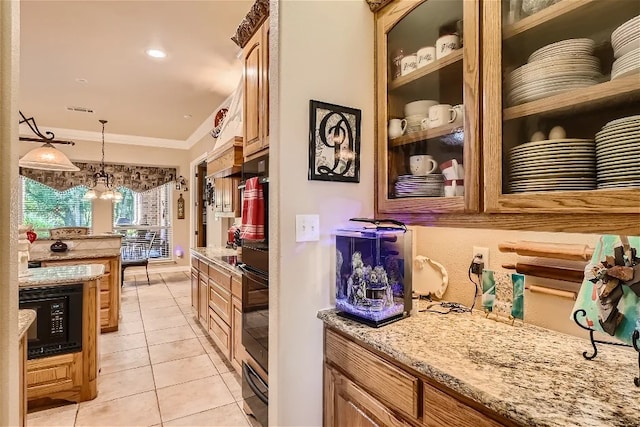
[20,264,103,406]
[319,305,639,427]
[30,234,121,332]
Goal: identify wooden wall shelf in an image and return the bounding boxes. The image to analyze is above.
[389,122,463,148]
[503,75,640,121]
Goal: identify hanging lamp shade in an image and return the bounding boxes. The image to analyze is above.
[19,142,80,172]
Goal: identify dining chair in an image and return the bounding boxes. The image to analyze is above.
[121,231,156,286]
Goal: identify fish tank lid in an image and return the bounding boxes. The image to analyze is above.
[336,218,407,238]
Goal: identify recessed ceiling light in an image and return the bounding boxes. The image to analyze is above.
[183,114,192,119]
[146,49,167,59]
[75,78,88,84]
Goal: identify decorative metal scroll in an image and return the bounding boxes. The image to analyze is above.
[19,111,75,145]
[20,161,177,193]
[231,0,269,48]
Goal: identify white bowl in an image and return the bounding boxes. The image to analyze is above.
[404,100,437,117]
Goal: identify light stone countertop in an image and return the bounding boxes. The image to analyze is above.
[29,248,121,262]
[191,247,241,277]
[36,234,123,241]
[19,264,105,288]
[18,309,36,339]
[318,305,640,427]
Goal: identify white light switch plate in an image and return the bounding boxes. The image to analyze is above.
[296,214,320,242]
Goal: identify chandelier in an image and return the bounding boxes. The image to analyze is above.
[83,120,122,202]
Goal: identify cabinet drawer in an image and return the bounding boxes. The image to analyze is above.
[325,329,419,418]
[208,308,231,358]
[209,264,231,290]
[209,279,231,325]
[423,382,504,427]
[26,353,76,399]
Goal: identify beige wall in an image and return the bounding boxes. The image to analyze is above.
[413,226,600,337]
[271,1,375,425]
[0,0,20,424]
[18,139,192,266]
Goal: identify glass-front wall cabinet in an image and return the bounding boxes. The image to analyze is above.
[483,0,640,214]
[376,0,480,214]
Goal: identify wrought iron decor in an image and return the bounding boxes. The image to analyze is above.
[308,100,361,183]
[19,111,75,145]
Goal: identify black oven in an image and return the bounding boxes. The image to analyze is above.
[19,284,83,359]
[239,243,268,426]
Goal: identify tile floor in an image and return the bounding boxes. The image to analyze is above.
[27,270,251,427]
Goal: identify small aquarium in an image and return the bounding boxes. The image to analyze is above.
[335,218,412,327]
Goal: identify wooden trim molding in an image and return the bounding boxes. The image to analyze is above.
[366,0,394,13]
[231,0,269,48]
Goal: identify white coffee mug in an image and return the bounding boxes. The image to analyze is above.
[409,155,438,176]
[439,159,464,180]
[452,104,464,124]
[436,34,460,59]
[444,179,465,197]
[428,104,457,128]
[388,118,407,139]
[420,118,430,131]
[400,54,418,76]
[416,46,436,68]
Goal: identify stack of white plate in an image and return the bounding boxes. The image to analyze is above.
[612,15,640,59]
[506,39,602,106]
[507,139,596,193]
[611,47,640,80]
[595,115,640,189]
[394,174,444,197]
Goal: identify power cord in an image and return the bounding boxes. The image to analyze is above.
[468,256,483,312]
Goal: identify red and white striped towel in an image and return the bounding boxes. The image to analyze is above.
[241,177,265,240]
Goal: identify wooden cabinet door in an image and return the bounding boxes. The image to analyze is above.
[231,296,245,374]
[423,382,504,427]
[199,276,208,325]
[214,178,224,212]
[222,178,233,212]
[191,267,198,310]
[261,18,270,149]
[325,365,411,427]
[243,27,263,158]
[19,335,26,427]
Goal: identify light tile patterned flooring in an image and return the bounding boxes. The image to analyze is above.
[27,271,251,427]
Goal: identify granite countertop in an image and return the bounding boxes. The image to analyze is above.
[18,309,36,339]
[318,305,639,427]
[36,233,123,241]
[30,248,121,262]
[191,247,242,277]
[19,264,105,288]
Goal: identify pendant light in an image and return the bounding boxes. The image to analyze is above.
[18,111,80,172]
[83,120,122,202]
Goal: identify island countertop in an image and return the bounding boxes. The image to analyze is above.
[18,309,36,339]
[19,264,105,288]
[318,307,639,427]
[191,247,241,277]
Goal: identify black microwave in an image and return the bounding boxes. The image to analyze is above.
[19,284,83,359]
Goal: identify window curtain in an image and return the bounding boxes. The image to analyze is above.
[19,162,178,193]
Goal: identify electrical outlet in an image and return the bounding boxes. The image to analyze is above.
[296,214,320,242]
[473,246,490,270]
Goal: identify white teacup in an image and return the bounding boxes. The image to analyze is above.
[417,46,436,68]
[436,34,460,59]
[409,155,438,176]
[428,104,457,128]
[388,118,407,139]
[452,104,464,124]
[444,179,465,197]
[420,118,430,131]
[439,159,464,180]
[400,54,418,76]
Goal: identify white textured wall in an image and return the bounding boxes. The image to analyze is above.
[271,1,375,425]
[0,0,20,424]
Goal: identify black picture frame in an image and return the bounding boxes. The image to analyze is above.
[308,100,361,183]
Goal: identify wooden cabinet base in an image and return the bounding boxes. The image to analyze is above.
[27,280,100,406]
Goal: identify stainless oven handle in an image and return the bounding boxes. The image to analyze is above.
[243,362,268,405]
[238,264,268,283]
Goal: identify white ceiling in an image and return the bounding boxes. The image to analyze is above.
[19,0,252,148]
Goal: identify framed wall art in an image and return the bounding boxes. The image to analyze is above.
[308,100,361,183]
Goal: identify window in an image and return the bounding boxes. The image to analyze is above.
[21,177,92,237]
[113,183,173,261]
